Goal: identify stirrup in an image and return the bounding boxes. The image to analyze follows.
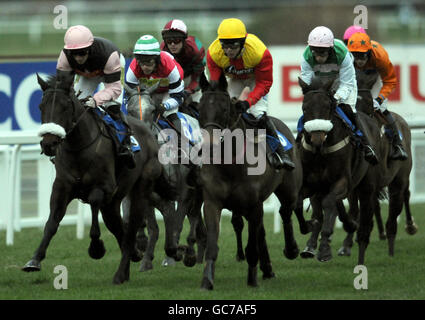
[389,145,408,161]
[363,145,378,165]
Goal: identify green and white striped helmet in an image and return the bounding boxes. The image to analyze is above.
[133,35,160,55]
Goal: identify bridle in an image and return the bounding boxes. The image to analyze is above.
[201,90,242,131]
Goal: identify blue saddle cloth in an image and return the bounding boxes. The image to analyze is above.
[94,108,141,152]
[241,113,293,152]
[157,112,198,144]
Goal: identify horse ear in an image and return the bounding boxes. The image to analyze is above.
[37,73,49,91]
[218,72,228,91]
[199,72,209,92]
[124,83,137,97]
[298,77,310,94]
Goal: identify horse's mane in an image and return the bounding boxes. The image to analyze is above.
[45,73,75,91]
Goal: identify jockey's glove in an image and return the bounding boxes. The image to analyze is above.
[157,103,168,115]
[235,100,250,113]
[83,97,97,108]
[333,93,343,104]
[373,97,386,112]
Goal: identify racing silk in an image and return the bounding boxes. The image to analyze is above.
[301,39,357,108]
[160,35,205,94]
[126,51,185,110]
[357,40,397,101]
[56,37,122,106]
[207,33,273,107]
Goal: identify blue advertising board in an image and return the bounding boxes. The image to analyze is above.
[0,59,131,131]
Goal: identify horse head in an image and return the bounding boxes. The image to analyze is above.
[356,70,378,116]
[124,82,159,123]
[37,72,82,156]
[299,77,336,149]
[198,73,237,147]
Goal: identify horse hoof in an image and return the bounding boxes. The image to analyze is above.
[22,260,41,272]
[139,259,153,272]
[183,254,197,268]
[379,232,387,240]
[317,252,332,262]
[162,256,176,267]
[236,252,245,262]
[337,247,351,256]
[283,246,299,260]
[113,272,128,285]
[300,247,315,259]
[262,271,275,280]
[88,239,106,260]
[200,277,214,290]
[405,223,418,235]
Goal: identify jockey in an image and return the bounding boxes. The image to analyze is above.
[160,19,206,104]
[125,35,186,145]
[347,32,408,160]
[343,25,366,45]
[56,25,136,169]
[207,18,295,171]
[300,25,378,165]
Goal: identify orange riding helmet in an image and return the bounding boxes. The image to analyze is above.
[347,32,372,53]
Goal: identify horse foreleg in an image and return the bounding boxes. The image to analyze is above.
[88,188,106,259]
[386,182,405,257]
[373,198,386,240]
[357,190,375,265]
[140,206,158,271]
[257,222,275,280]
[245,205,263,287]
[403,188,418,235]
[23,180,73,272]
[231,213,245,261]
[200,200,222,290]
[301,195,323,259]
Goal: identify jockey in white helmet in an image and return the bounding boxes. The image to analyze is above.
[300,26,378,165]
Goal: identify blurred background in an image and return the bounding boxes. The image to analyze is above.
[1,0,424,60]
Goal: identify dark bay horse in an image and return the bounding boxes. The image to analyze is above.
[23,73,168,284]
[197,74,308,290]
[298,77,381,265]
[124,84,206,270]
[338,71,417,257]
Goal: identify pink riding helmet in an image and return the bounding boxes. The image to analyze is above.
[64,25,94,50]
[343,25,366,41]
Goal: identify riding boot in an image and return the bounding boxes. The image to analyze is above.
[166,113,190,163]
[383,110,408,161]
[352,112,379,165]
[261,114,295,171]
[107,104,136,169]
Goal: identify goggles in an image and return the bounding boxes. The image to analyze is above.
[165,38,183,45]
[71,48,89,57]
[352,52,369,60]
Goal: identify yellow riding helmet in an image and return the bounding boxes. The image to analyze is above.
[217,18,247,39]
[347,32,372,53]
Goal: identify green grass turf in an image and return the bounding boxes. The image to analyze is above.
[1,203,425,300]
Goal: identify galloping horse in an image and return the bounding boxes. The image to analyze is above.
[124,84,206,269]
[298,77,381,265]
[197,73,307,290]
[338,70,417,257]
[23,73,168,284]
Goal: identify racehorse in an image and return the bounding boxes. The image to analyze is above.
[338,70,417,257]
[197,73,308,290]
[298,76,381,265]
[124,83,206,269]
[23,73,170,285]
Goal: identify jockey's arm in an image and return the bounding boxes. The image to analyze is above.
[375,47,397,101]
[93,51,122,106]
[206,50,223,82]
[186,55,206,93]
[248,49,273,106]
[164,66,185,110]
[300,57,314,86]
[335,52,356,102]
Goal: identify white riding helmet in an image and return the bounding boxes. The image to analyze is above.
[307,26,334,47]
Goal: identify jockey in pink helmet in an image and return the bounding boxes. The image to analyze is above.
[343,25,366,45]
[57,25,136,168]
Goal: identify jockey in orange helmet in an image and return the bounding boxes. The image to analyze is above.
[347,32,408,161]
